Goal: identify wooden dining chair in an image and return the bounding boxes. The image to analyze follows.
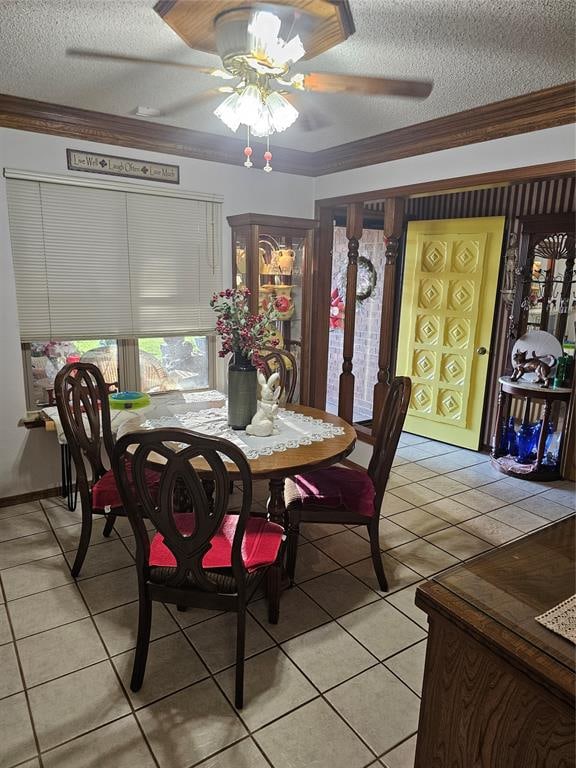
[54,362,148,577]
[259,346,298,404]
[112,427,284,709]
[284,376,411,591]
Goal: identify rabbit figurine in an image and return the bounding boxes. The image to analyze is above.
[246,371,281,436]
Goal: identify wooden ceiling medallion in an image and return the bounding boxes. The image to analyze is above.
[154,0,355,60]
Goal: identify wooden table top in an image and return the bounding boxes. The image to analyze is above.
[417,517,575,701]
[119,403,357,480]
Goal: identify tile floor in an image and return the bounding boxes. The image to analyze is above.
[0,434,575,768]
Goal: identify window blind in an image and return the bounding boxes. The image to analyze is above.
[6,177,222,341]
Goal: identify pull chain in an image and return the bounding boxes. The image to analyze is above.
[243,126,253,168]
[263,135,272,173]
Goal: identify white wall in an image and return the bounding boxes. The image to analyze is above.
[315,124,576,200]
[0,128,315,498]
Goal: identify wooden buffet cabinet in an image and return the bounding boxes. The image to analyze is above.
[415,517,575,768]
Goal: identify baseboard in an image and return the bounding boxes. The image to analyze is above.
[0,486,61,508]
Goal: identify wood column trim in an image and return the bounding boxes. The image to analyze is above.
[372,198,405,433]
[338,203,363,423]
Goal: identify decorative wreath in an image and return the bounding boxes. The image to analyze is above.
[356,257,377,302]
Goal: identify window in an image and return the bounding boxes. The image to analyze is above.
[6,172,222,409]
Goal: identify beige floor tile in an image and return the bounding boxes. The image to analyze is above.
[398,433,429,447]
[389,484,443,507]
[15,759,41,768]
[0,531,61,570]
[488,505,550,533]
[385,472,412,489]
[293,542,340,583]
[299,568,381,618]
[393,463,438,482]
[138,678,246,768]
[425,527,491,560]
[479,479,536,503]
[166,603,224,629]
[0,643,23,699]
[42,714,156,768]
[64,539,133,580]
[17,618,107,688]
[386,582,428,630]
[0,692,38,768]
[78,566,138,614]
[94,600,179,656]
[0,605,11,645]
[420,497,478,525]
[515,495,574,521]
[28,660,131,751]
[381,734,417,768]
[54,518,118,553]
[186,612,274,673]
[384,639,427,695]
[391,455,410,467]
[354,518,418,550]
[42,503,83,529]
[1,554,74,601]
[338,601,426,661]
[0,510,51,543]
[445,464,504,487]
[249,587,330,642]
[415,455,469,473]
[282,621,376,691]
[326,665,420,756]
[539,487,576,509]
[459,516,522,546]
[419,475,470,496]
[347,554,421,595]
[216,647,318,730]
[196,738,269,768]
[389,508,449,536]
[299,522,348,541]
[313,529,372,565]
[114,632,208,708]
[255,697,373,768]
[8,584,89,640]
[380,493,415,516]
[451,489,507,513]
[0,501,43,519]
[387,539,459,578]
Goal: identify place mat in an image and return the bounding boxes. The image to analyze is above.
[535,595,576,644]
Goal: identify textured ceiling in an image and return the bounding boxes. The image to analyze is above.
[0,0,574,152]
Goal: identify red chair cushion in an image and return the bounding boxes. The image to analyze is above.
[91,468,160,510]
[291,467,376,518]
[149,514,283,572]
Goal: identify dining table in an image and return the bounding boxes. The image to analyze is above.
[114,390,357,525]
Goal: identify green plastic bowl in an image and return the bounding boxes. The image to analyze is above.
[109,391,151,410]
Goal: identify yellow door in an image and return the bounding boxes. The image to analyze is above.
[396,217,505,449]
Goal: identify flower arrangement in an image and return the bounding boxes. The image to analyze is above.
[211,287,279,364]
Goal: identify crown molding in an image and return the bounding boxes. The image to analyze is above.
[0,93,316,176]
[0,82,574,178]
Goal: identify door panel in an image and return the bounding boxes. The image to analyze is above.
[396,217,505,449]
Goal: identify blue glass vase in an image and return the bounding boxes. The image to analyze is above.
[517,423,535,464]
[504,417,518,456]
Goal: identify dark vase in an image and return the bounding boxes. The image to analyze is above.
[517,423,535,464]
[228,352,257,430]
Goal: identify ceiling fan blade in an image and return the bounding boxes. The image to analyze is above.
[302,72,433,99]
[160,89,227,116]
[283,92,332,132]
[66,48,229,78]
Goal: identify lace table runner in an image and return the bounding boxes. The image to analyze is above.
[120,407,345,460]
[535,595,576,644]
[42,390,226,445]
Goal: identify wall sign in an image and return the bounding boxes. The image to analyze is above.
[66,149,179,184]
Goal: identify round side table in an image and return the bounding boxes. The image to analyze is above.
[491,375,572,480]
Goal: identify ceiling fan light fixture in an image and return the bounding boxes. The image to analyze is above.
[265,91,299,133]
[235,83,263,126]
[248,10,305,70]
[214,92,241,132]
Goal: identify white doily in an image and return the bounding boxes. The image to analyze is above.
[122,407,345,460]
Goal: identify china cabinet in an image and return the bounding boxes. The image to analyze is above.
[227,213,316,402]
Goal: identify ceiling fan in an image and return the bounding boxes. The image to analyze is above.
[67,0,433,171]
